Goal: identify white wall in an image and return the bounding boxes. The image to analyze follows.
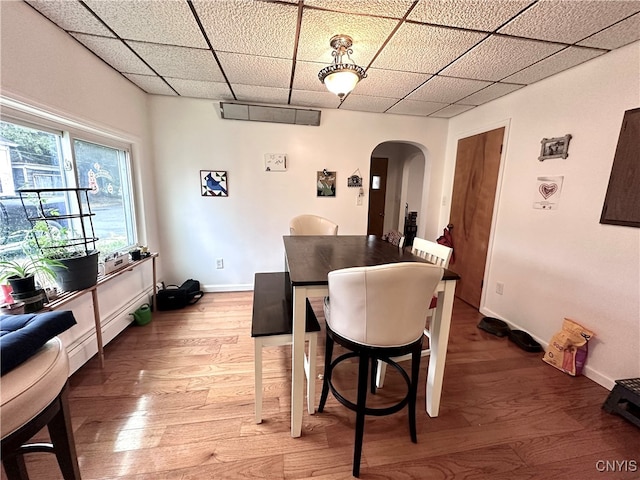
[148,96,448,290]
[446,42,640,389]
[0,1,158,372]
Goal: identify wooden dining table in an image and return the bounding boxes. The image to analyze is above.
[283,235,460,437]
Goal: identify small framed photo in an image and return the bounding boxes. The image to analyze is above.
[201,170,228,197]
[539,134,572,161]
[347,174,363,188]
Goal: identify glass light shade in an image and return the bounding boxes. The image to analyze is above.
[323,69,361,98]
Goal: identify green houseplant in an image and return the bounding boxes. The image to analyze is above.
[0,256,63,294]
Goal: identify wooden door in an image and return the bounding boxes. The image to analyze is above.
[449,127,504,308]
[367,157,388,236]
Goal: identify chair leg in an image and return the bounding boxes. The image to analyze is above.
[254,339,263,424]
[408,344,421,443]
[353,352,370,478]
[47,385,82,480]
[306,334,317,415]
[375,359,388,389]
[2,454,29,480]
[318,331,334,413]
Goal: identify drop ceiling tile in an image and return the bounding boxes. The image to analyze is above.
[303,0,415,19]
[387,99,448,116]
[217,53,292,89]
[293,60,333,92]
[290,90,342,109]
[193,0,298,57]
[502,46,605,84]
[408,75,492,103]
[70,33,155,76]
[233,84,290,104]
[297,9,398,65]
[340,94,400,113]
[408,0,534,31]
[122,73,176,95]
[441,35,564,81]
[497,0,640,44]
[165,78,234,100]
[83,0,206,48]
[429,104,476,118]
[127,42,225,82]
[26,0,114,36]
[459,82,524,105]
[354,68,432,98]
[578,12,640,49]
[372,23,487,74]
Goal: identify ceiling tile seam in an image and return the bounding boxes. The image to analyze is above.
[301,2,416,22]
[288,1,305,105]
[337,0,419,109]
[492,0,538,33]
[573,11,640,48]
[381,32,492,114]
[187,0,236,101]
[75,0,179,95]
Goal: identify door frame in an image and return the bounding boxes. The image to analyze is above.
[448,119,511,313]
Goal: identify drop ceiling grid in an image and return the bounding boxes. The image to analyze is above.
[440,35,565,81]
[370,22,488,74]
[407,0,535,31]
[458,82,524,106]
[70,33,156,76]
[127,42,225,82]
[352,68,432,98]
[388,99,448,116]
[430,104,476,118]
[577,13,640,49]
[407,76,493,103]
[122,73,176,96]
[296,9,399,65]
[340,94,401,113]
[165,78,234,100]
[26,0,114,37]
[497,0,640,44]
[303,0,415,19]
[233,84,291,104]
[502,46,605,84]
[292,61,331,92]
[217,53,293,89]
[192,0,298,58]
[83,0,207,48]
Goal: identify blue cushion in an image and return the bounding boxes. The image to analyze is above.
[0,311,76,375]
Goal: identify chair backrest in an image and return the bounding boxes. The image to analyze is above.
[411,237,452,268]
[289,215,338,236]
[326,263,443,348]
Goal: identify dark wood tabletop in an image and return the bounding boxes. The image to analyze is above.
[283,235,460,286]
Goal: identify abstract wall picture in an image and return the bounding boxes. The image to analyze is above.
[533,176,564,209]
[317,170,336,197]
[201,170,228,197]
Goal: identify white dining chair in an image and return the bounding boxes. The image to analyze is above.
[289,215,338,235]
[375,237,452,388]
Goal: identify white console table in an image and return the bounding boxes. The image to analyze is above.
[43,252,158,367]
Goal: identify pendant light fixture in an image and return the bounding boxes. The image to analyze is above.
[318,34,366,101]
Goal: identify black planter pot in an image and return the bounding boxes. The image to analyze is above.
[7,275,36,295]
[52,251,100,292]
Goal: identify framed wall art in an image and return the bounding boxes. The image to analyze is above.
[317,169,336,197]
[538,134,572,161]
[201,170,228,197]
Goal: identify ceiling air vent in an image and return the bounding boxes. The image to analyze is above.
[219,102,321,126]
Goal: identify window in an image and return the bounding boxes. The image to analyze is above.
[0,119,137,262]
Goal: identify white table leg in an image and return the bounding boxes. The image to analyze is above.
[426,279,456,416]
[291,286,307,437]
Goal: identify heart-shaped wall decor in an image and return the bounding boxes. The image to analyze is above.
[539,183,558,199]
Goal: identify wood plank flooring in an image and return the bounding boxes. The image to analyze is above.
[6,292,639,479]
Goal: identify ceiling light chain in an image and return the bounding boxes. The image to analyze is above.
[318,34,367,101]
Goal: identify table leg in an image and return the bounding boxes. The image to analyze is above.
[90,288,104,368]
[426,279,456,416]
[291,286,307,437]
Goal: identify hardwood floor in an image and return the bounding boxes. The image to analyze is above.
[6,292,639,479]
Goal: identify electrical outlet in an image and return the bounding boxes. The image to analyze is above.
[216,258,224,269]
[496,282,504,295]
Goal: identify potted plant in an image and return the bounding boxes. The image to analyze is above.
[26,219,99,292]
[0,256,62,294]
